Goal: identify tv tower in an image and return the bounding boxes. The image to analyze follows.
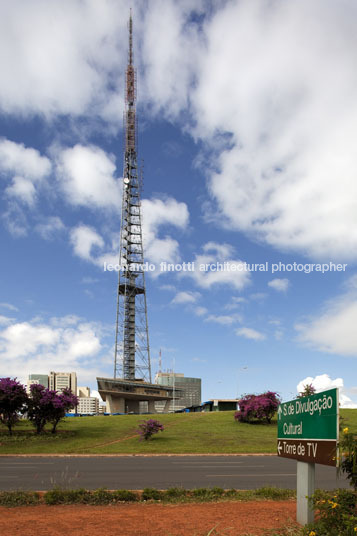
[113,13,151,382]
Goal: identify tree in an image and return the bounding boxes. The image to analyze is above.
[234,391,281,424]
[297,383,316,398]
[49,387,78,434]
[28,384,78,434]
[0,377,28,435]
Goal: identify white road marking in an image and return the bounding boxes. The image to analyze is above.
[171,465,265,469]
[206,473,296,477]
[172,462,245,465]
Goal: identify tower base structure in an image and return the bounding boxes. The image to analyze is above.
[97,377,182,414]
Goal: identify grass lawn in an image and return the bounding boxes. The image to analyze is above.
[0,409,356,455]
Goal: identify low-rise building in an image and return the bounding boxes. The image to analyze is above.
[202,399,239,412]
[69,397,99,415]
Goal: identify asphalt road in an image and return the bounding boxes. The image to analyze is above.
[0,456,350,491]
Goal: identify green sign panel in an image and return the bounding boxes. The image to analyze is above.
[277,388,339,440]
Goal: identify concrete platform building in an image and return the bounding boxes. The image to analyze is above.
[97,377,182,414]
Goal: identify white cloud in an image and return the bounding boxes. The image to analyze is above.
[0,315,104,385]
[171,291,200,305]
[1,321,61,359]
[206,314,241,326]
[57,145,121,210]
[0,302,18,312]
[250,293,267,301]
[297,374,357,409]
[274,329,284,341]
[184,242,251,290]
[90,389,104,403]
[2,202,28,237]
[225,297,247,310]
[0,138,51,206]
[68,196,189,269]
[268,278,290,293]
[0,139,51,179]
[0,315,14,326]
[236,327,266,341]
[0,1,127,119]
[5,177,36,206]
[142,197,189,265]
[160,284,176,292]
[295,276,357,356]
[139,0,203,119]
[70,225,105,263]
[194,1,357,260]
[2,2,357,262]
[193,306,208,317]
[35,216,65,239]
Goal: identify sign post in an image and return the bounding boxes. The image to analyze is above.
[277,388,339,525]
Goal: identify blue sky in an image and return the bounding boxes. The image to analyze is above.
[1,0,357,406]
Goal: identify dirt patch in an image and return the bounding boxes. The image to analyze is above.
[0,500,298,535]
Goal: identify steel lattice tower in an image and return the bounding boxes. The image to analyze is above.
[114,13,151,382]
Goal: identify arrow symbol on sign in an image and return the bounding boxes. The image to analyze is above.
[277,441,282,455]
[277,406,282,420]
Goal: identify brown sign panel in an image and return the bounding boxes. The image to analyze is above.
[277,439,337,467]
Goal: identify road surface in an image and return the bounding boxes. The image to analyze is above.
[0,455,349,491]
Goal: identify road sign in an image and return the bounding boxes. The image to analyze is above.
[277,388,339,466]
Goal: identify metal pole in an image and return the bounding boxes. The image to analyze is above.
[296,461,315,525]
[172,359,175,413]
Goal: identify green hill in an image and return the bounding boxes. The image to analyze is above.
[0,409,356,455]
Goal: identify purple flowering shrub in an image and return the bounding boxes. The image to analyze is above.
[28,384,78,434]
[234,391,281,424]
[137,419,164,441]
[0,377,28,435]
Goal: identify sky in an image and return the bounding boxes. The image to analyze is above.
[1,0,357,407]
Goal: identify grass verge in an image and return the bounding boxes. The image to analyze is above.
[0,409,355,455]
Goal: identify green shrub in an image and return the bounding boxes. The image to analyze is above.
[191,487,225,500]
[304,488,357,536]
[339,426,357,489]
[112,489,138,502]
[0,491,40,507]
[142,487,163,500]
[163,487,187,499]
[90,488,114,504]
[44,488,91,505]
[254,487,295,500]
[225,488,240,498]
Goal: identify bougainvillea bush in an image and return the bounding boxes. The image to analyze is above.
[27,384,78,434]
[137,419,164,441]
[234,391,281,424]
[0,377,28,435]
